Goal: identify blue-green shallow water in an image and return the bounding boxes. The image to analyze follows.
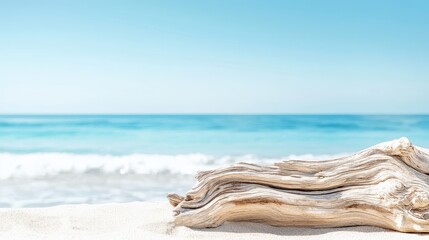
[1,115,429,156]
[1,114,429,207]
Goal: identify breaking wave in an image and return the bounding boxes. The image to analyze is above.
[0,152,347,180]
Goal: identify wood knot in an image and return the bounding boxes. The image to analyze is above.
[386,137,413,157]
[411,191,429,209]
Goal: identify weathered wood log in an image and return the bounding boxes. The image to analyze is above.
[167,137,429,232]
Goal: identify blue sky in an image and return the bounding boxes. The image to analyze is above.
[0,0,428,114]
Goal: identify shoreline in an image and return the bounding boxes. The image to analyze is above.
[0,202,425,240]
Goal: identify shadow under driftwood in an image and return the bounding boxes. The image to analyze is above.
[197,222,427,237]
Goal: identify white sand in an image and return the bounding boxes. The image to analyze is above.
[0,202,426,240]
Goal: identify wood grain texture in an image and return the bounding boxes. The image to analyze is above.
[167,138,429,232]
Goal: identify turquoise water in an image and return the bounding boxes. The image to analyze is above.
[1,114,429,207]
[1,115,429,156]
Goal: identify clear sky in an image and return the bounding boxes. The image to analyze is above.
[0,0,428,114]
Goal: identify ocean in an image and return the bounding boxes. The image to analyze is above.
[1,114,429,207]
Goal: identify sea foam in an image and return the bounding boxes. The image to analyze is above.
[0,153,347,180]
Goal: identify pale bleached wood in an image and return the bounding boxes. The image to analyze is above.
[167,137,429,232]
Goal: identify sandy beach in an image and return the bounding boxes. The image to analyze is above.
[0,202,426,240]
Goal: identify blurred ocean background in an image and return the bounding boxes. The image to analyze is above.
[1,114,429,207]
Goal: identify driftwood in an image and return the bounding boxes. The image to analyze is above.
[167,137,429,232]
